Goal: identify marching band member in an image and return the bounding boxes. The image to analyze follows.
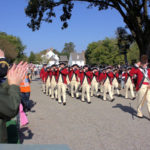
[40,64,47,93]
[50,65,58,99]
[69,64,80,98]
[91,67,99,97]
[111,68,120,96]
[56,63,69,105]
[130,55,150,118]
[99,66,114,102]
[122,67,135,100]
[45,66,52,96]
[80,65,92,104]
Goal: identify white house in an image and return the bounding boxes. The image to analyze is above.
[68,52,85,66]
[41,48,59,66]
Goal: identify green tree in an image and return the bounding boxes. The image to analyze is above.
[62,42,75,58]
[28,51,36,63]
[127,42,140,65]
[85,42,100,64]
[0,32,26,62]
[85,38,124,65]
[25,0,150,56]
[0,38,17,62]
[116,27,134,65]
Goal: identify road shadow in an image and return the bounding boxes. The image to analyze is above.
[29,99,36,112]
[112,103,150,121]
[19,127,34,143]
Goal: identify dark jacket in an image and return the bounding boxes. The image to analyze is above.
[0,80,21,143]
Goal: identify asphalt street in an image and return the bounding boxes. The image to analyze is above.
[21,79,150,150]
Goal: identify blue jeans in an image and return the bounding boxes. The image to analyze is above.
[21,92,30,111]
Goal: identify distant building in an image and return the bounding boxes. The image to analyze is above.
[41,48,59,65]
[59,55,68,65]
[48,56,58,66]
[68,51,85,66]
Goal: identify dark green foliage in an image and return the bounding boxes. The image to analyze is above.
[116,27,134,64]
[62,42,75,58]
[0,32,26,63]
[85,38,139,65]
[28,51,36,63]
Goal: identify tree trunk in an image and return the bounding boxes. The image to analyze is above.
[135,36,150,57]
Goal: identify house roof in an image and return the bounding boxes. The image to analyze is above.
[49,56,57,61]
[59,55,68,62]
[70,52,85,61]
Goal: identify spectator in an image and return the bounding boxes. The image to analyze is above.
[20,70,31,112]
[0,49,28,143]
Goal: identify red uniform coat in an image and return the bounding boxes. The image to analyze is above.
[45,70,52,81]
[51,70,57,82]
[112,73,119,82]
[91,71,99,82]
[40,68,47,82]
[130,66,150,91]
[69,69,80,82]
[99,72,113,84]
[122,72,133,83]
[56,68,69,84]
[80,71,92,85]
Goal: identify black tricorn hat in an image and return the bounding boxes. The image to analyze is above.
[72,64,79,68]
[83,64,89,68]
[92,67,98,71]
[59,62,66,66]
[51,64,57,68]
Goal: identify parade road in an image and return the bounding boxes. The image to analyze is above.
[21,79,150,150]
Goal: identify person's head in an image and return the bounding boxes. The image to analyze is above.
[140,55,148,68]
[59,63,65,69]
[0,58,9,79]
[72,64,79,70]
[43,64,47,69]
[83,65,89,71]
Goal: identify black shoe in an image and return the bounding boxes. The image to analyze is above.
[111,98,115,102]
[118,94,122,97]
[63,102,66,105]
[87,101,91,104]
[132,97,136,100]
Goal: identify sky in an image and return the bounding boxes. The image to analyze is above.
[0,0,125,56]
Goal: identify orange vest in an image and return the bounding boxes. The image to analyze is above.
[20,75,31,93]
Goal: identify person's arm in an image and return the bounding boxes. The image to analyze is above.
[0,61,28,119]
[0,84,20,119]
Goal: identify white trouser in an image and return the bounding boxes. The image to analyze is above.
[137,84,150,117]
[81,84,91,102]
[57,82,67,103]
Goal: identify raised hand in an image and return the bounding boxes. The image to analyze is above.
[7,61,28,86]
